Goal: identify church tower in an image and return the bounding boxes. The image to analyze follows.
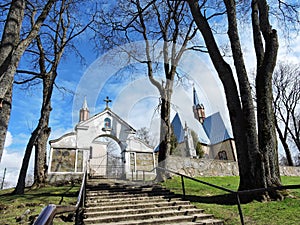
[193,87,205,124]
[79,97,90,122]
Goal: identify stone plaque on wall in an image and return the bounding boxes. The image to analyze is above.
[136,153,153,171]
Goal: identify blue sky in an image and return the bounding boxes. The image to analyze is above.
[1,18,300,188]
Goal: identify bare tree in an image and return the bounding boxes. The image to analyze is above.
[0,0,56,162]
[273,62,300,166]
[13,0,94,194]
[136,127,151,145]
[92,0,198,179]
[186,0,299,200]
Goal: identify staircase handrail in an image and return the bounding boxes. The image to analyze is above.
[34,168,87,225]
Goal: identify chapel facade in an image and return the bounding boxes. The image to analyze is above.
[48,97,156,182]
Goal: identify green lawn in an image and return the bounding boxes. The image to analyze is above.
[0,184,80,225]
[0,177,299,225]
[163,176,300,225]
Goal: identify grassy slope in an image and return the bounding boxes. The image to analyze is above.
[0,177,299,225]
[0,184,80,225]
[163,176,300,225]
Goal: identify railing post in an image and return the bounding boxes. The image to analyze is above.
[181,175,185,200]
[236,193,244,225]
[143,171,145,182]
[132,169,134,181]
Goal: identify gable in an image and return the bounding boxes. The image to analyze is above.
[202,112,232,145]
[77,108,136,133]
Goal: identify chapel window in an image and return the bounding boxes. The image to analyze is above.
[104,118,111,129]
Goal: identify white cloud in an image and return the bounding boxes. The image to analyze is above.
[0,132,35,189]
[0,151,35,189]
[4,131,13,148]
[49,127,73,141]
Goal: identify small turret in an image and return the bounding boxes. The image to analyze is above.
[79,96,89,122]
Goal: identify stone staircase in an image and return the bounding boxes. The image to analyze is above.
[83,178,224,225]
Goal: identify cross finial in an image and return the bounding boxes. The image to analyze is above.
[104,96,112,109]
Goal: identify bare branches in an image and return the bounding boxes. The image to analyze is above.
[277,0,300,24]
[273,62,300,153]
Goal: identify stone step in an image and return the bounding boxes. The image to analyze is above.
[84,205,201,217]
[87,183,164,189]
[90,218,224,225]
[85,195,179,205]
[87,180,159,190]
[85,200,193,212]
[86,191,175,200]
[87,186,171,193]
[85,197,182,208]
[83,210,214,224]
[86,187,170,195]
[83,179,224,225]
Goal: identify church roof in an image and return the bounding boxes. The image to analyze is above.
[171,113,185,143]
[202,112,233,145]
[171,111,232,146]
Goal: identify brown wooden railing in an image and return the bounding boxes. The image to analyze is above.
[34,169,87,225]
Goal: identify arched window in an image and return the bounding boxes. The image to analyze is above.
[104,118,111,129]
[218,150,228,160]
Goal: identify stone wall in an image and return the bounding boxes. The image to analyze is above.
[166,156,300,177]
[47,173,83,184]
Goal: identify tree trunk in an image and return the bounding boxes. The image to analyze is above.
[224,0,264,193]
[253,0,282,199]
[275,120,294,166]
[0,85,12,161]
[34,126,51,185]
[14,126,39,194]
[187,0,258,193]
[157,87,172,181]
[14,71,54,193]
[0,0,56,159]
[34,74,53,185]
[14,105,49,194]
[0,0,25,67]
[188,0,283,200]
[256,68,282,199]
[0,0,25,161]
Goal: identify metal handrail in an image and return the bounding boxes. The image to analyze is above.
[34,169,87,225]
[155,166,300,225]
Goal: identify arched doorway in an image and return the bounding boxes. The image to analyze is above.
[89,135,124,178]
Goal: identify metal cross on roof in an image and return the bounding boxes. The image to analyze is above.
[104,96,112,109]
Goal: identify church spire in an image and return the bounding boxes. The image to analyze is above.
[192,87,205,124]
[193,87,200,106]
[82,96,88,110]
[79,96,89,122]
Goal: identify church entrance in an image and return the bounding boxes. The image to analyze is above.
[89,136,123,178]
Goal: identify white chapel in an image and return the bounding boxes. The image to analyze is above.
[48,97,156,182]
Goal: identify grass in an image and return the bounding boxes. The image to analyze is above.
[0,183,80,225]
[0,176,299,225]
[163,176,300,225]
